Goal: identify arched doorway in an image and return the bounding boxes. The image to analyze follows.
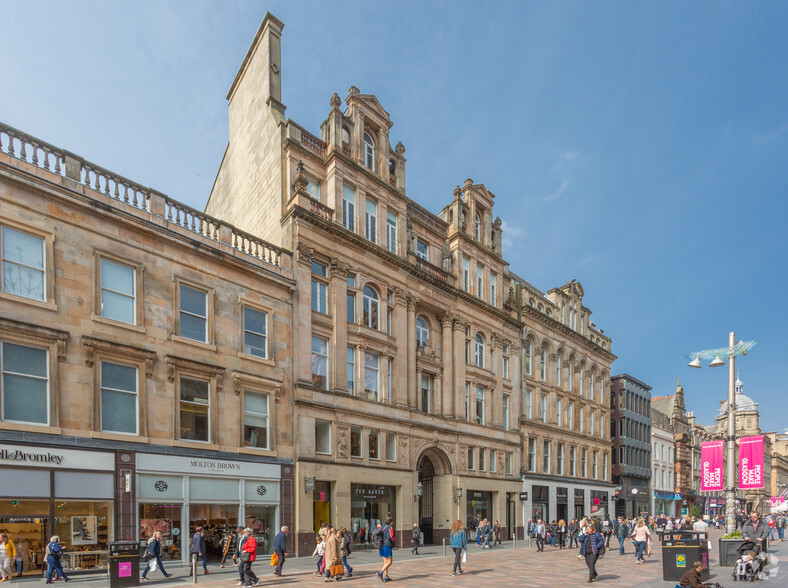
[418,456,435,544]
[415,447,452,545]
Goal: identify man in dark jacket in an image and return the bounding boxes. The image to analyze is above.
[232,526,245,585]
[273,526,288,576]
[189,526,211,575]
[411,524,420,555]
[678,560,706,587]
[743,513,770,551]
[578,525,605,583]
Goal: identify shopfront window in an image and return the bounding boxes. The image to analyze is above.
[313,481,332,533]
[350,484,396,545]
[0,499,50,576]
[139,503,182,558]
[245,504,276,556]
[54,501,112,570]
[466,491,492,527]
[189,504,238,559]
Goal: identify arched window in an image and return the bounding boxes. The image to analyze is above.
[363,285,379,329]
[475,334,485,368]
[363,132,375,171]
[524,340,532,376]
[540,347,546,380]
[416,317,429,349]
[589,371,595,401]
[474,213,481,240]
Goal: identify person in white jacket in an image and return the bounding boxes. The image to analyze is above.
[311,536,326,576]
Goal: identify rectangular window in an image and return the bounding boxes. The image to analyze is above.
[464,339,470,364]
[386,358,393,403]
[502,394,510,431]
[311,262,328,314]
[243,390,269,449]
[315,420,331,454]
[570,446,576,476]
[557,443,564,475]
[525,388,532,419]
[386,307,392,335]
[579,369,584,396]
[479,448,486,471]
[490,449,497,473]
[525,342,532,376]
[178,284,208,342]
[568,402,574,429]
[311,336,328,390]
[386,211,398,253]
[179,376,210,442]
[306,178,321,201]
[475,386,485,425]
[543,440,551,474]
[100,258,136,324]
[364,352,380,401]
[468,446,475,470]
[593,451,599,479]
[347,292,355,323]
[386,432,396,462]
[600,415,605,438]
[462,256,470,291]
[100,361,138,434]
[568,362,573,391]
[603,453,608,479]
[342,184,356,231]
[505,452,512,475]
[368,430,380,459]
[590,410,595,436]
[421,373,431,414]
[540,393,547,422]
[582,448,588,477]
[1,342,49,425]
[540,349,546,381]
[476,265,484,300]
[347,347,355,395]
[1,226,45,301]
[527,438,536,472]
[490,272,497,306]
[416,239,428,261]
[580,407,585,433]
[350,426,362,458]
[365,198,377,243]
[465,382,470,421]
[502,355,510,380]
[556,398,562,426]
[243,306,268,358]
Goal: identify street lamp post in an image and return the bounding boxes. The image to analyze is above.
[687,332,755,535]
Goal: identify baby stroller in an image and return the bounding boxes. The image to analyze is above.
[732,541,766,581]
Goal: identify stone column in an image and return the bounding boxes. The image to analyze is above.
[435,372,443,416]
[354,111,365,167]
[295,243,315,387]
[492,333,503,427]
[407,294,419,409]
[453,316,467,420]
[511,344,522,430]
[330,258,349,393]
[393,289,409,407]
[441,313,453,417]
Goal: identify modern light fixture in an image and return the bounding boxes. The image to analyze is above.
[688,355,702,368]
[709,352,726,367]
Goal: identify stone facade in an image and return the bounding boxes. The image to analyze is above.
[206,13,615,554]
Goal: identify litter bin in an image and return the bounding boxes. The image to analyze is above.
[108,542,140,588]
[661,531,710,582]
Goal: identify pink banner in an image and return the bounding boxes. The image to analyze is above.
[739,435,765,489]
[701,440,724,492]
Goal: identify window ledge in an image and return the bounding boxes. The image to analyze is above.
[238,352,275,367]
[92,314,146,333]
[237,446,274,456]
[173,439,220,451]
[172,334,216,352]
[91,431,149,443]
[0,422,61,434]
[0,291,57,312]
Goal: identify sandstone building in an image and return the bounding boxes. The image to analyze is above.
[206,13,615,553]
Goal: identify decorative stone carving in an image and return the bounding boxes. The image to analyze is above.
[330,258,349,279]
[393,287,409,307]
[82,335,155,378]
[293,160,308,193]
[337,426,349,459]
[330,92,342,109]
[348,85,360,96]
[497,452,505,475]
[442,241,452,273]
[440,312,453,329]
[459,446,467,470]
[406,293,420,311]
[452,314,468,330]
[417,341,438,361]
[296,242,314,265]
[453,185,462,201]
[395,141,405,155]
[406,220,414,253]
[398,437,409,466]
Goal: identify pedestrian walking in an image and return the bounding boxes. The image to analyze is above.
[44,536,69,584]
[323,528,341,582]
[631,518,651,564]
[411,524,421,555]
[601,514,613,548]
[238,528,259,587]
[557,519,567,549]
[568,519,579,549]
[449,519,467,576]
[189,526,211,575]
[232,526,245,585]
[615,516,629,555]
[493,520,502,546]
[535,519,546,552]
[339,527,353,577]
[219,528,236,568]
[0,534,15,582]
[273,526,288,576]
[141,530,172,580]
[579,525,604,583]
[376,517,396,582]
[311,535,326,576]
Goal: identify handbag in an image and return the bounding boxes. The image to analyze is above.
[240,551,251,562]
[329,563,344,576]
[462,548,467,563]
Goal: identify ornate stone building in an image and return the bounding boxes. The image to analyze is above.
[0,124,294,567]
[205,14,615,553]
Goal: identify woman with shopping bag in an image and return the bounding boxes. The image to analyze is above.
[449,519,467,576]
[323,528,343,582]
[239,528,259,587]
[141,531,172,580]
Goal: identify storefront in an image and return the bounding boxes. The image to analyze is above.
[556,487,568,523]
[0,444,115,574]
[654,491,681,516]
[590,491,610,519]
[350,484,396,545]
[574,489,585,520]
[136,453,280,565]
[466,490,493,531]
[532,485,549,522]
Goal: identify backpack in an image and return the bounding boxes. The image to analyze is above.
[371,527,384,549]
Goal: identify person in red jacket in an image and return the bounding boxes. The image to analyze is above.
[239,528,259,587]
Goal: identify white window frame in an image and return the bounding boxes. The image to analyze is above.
[476,264,484,300]
[178,283,209,343]
[99,360,139,435]
[416,239,428,261]
[502,393,510,431]
[242,389,270,450]
[421,373,431,413]
[557,443,564,475]
[474,334,485,368]
[99,257,138,325]
[311,262,328,314]
[490,449,497,473]
[315,419,332,455]
[462,256,470,292]
[416,317,429,350]
[342,184,356,232]
[527,439,536,472]
[386,211,398,254]
[386,432,396,462]
[1,225,46,302]
[311,335,329,390]
[568,402,575,429]
[556,398,562,426]
[178,375,211,444]
[364,351,380,401]
[525,340,532,376]
[540,348,546,380]
[362,285,380,330]
[540,393,547,422]
[570,446,576,477]
[365,198,378,244]
[347,346,355,395]
[490,272,497,306]
[1,340,50,426]
[543,440,551,474]
[525,388,532,419]
[363,132,375,171]
[242,305,268,359]
[475,386,485,425]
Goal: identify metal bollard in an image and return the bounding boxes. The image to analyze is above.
[442,537,446,557]
[192,554,197,583]
[513,532,516,550]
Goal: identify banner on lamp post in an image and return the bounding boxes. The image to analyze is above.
[701,440,724,492]
[739,435,765,490]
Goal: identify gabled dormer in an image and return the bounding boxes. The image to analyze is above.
[440,178,503,256]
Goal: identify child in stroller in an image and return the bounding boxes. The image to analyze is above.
[733,541,766,581]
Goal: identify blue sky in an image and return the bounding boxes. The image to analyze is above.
[4,1,787,433]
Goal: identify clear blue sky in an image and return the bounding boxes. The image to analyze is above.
[4,1,786,433]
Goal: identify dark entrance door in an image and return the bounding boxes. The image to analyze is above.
[505,493,514,540]
[418,456,434,544]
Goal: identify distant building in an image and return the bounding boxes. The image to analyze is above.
[651,408,676,516]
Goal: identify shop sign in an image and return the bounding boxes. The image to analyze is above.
[518,492,528,501]
[0,516,46,523]
[0,444,114,471]
[352,484,390,499]
[136,453,280,479]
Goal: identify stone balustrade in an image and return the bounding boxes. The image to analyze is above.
[407,201,448,232]
[414,256,450,283]
[305,194,334,221]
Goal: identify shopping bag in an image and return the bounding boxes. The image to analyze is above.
[330,563,344,576]
[150,559,158,572]
[270,552,279,566]
[462,548,467,563]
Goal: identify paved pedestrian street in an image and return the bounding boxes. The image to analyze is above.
[10,530,788,588]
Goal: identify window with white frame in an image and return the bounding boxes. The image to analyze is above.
[386,432,396,461]
[579,367,584,395]
[600,414,605,438]
[479,448,486,471]
[243,306,268,359]
[580,406,585,433]
[386,358,393,403]
[475,386,485,425]
[543,440,551,474]
[474,213,481,240]
[556,398,562,426]
[306,178,321,201]
[178,284,208,343]
[1,226,45,301]
[462,256,470,292]
[540,347,546,380]
[416,317,429,350]
[362,285,379,329]
[465,382,470,421]
[311,261,328,314]
[315,420,331,454]
[474,334,485,368]
[364,351,380,401]
[490,449,497,472]
[347,346,355,395]
[570,446,576,476]
[179,376,210,442]
[1,341,49,425]
[350,426,362,458]
[311,336,328,390]
[502,354,509,380]
[416,239,428,261]
[603,453,608,479]
[568,361,573,391]
[540,393,547,422]
[342,184,356,231]
[555,354,561,386]
[525,340,532,376]
[527,438,536,472]
[490,272,497,305]
[476,265,484,300]
[582,448,588,477]
[100,258,136,324]
[589,371,595,402]
[363,132,375,171]
[347,290,356,323]
[468,446,475,470]
[100,361,138,435]
[505,452,512,475]
[368,429,380,459]
[365,198,377,243]
[420,373,431,413]
[525,387,532,419]
[568,402,575,429]
[590,410,595,436]
[502,394,510,431]
[243,390,269,449]
[386,211,398,253]
[593,451,599,479]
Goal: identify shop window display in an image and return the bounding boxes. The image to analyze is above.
[0,499,49,575]
[350,484,395,545]
[138,503,182,560]
[244,505,276,556]
[189,504,237,560]
[53,501,111,571]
